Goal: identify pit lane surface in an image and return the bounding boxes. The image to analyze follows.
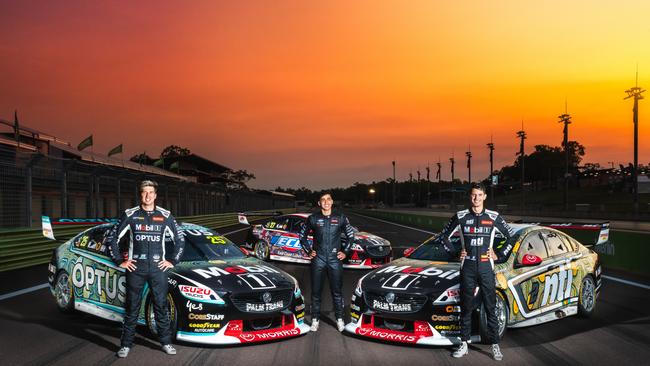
[1,212,649,366]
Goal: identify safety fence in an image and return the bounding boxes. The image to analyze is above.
[0,208,294,272]
[350,209,649,276]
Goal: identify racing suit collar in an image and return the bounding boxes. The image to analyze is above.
[470,207,485,216]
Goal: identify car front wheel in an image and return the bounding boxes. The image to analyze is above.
[145,292,178,339]
[254,240,270,261]
[54,270,75,313]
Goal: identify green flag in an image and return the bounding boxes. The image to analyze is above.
[77,135,93,151]
[153,158,164,167]
[108,144,123,157]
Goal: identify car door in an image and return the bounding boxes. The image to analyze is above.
[538,230,578,309]
[69,226,127,310]
[507,229,552,319]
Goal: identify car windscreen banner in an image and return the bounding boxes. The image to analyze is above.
[41,216,118,240]
[517,221,609,246]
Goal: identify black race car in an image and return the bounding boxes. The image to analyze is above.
[239,213,393,269]
[46,220,309,345]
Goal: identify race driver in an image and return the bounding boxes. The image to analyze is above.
[439,182,513,361]
[299,192,356,332]
[107,180,185,358]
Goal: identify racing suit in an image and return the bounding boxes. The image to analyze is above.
[439,208,513,344]
[108,205,185,348]
[299,211,355,320]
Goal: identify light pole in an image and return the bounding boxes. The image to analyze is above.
[466,148,472,184]
[624,73,645,213]
[369,188,376,206]
[517,127,527,212]
[426,165,431,208]
[558,107,572,211]
[392,160,396,206]
[450,157,455,208]
[487,141,495,204]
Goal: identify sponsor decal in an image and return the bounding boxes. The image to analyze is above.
[540,266,574,306]
[376,265,459,280]
[481,220,493,225]
[372,300,412,312]
[295,303,305,311]
[350,304,360,311]
[135,224,162,232]
[179,285,217,302]
[168,277,178,287]
[193,329,216,333]
[431,314,460,322]
[296,311,305,319]
[189,322,221,329]
[273,236,302,252]
[445,305,461,313]
[238,328,301,342]
[72,262,126,302]
[189,313,224,321]
[134,234,161,241]
[434,324,461,330]
[238,274,277,290]
[192,265,280,279]
[466,219,474,224]
[350,311,359,319]
[153,216,164,222]
[206,236,227,244]
[186,300,203,312]
[245,301,284,312]
[357,328,417,343]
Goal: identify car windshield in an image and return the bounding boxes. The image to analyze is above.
[167,224,246,261]
[409,235,462,262]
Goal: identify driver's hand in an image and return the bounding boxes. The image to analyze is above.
[158,260,174,271]
[487,248,498,260]
[120,260,137,272]
[459,249,467,261]
[309,251,317,258]
[337,251,346,261]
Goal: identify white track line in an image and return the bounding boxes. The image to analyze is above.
[0,283,49,301]
[351,211,650,291]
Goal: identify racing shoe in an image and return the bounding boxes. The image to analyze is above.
[452,342,468,358]
[337,318,345,332]
[491,344,503,361]
[116,347,130,358]
[162,344,177,355]
[310,319,319,332]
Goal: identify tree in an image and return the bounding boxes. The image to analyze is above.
[129,152,154,165]
[220,169,256,190]
[160,145,191,158]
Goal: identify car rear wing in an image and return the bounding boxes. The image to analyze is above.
[237,211,283,226]
[41,215,118,240]
[517,221,609,247]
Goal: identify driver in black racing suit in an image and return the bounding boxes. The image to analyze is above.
[440,183,513,361]
[108,180,184,358]
[299,192,355,333]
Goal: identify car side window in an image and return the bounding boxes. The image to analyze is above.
[289,217,306,234]
[264,217,289,231]
[74,226,110,256]
[516,231,549,264]
[543,230,573,257]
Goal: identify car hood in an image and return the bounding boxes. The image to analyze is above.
[354,232,390,246]
[361,257,460,296]
[170,258,295,294]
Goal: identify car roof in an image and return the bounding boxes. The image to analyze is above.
[288,213,310,218]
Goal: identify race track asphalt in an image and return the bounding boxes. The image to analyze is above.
[1,212,649,366]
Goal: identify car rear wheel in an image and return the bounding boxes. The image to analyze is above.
[479,291,508,343]
[578,275,596,317]
[146,292,178,340]
[254,240,270,261]
[54,270,75,313]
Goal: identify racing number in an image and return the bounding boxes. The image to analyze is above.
[206,235,226,245]
[381,274,420,290]
[238,273,276,290]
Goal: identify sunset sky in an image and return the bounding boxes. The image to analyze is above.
[1,0,649,189]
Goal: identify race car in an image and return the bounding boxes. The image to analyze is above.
[46,218,310,345]
[345,222,607,345]
[239,212,392,269]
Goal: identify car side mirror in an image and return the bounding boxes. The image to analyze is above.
[240,247,251,257]
[519,254,542,267]
[403,247,415,257]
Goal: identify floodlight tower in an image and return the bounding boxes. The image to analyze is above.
[517,125,527,212]
[624,70,645,213]
[487,139,495,202]
[392,160,396,206]
[426,164,431,208]
[558,102,572,211]
[436,159,442,203]
[466,147,472,184]
[450,155,455,207]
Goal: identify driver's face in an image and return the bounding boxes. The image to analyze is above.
[140,186,157,206]
[319,195,333,210]
[470,188,486,208]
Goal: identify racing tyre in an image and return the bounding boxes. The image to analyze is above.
[578,275,596,317]
[54,270,75,313]
[254,240,270,261]
[146,292,178,339]
[479,291,508,343]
